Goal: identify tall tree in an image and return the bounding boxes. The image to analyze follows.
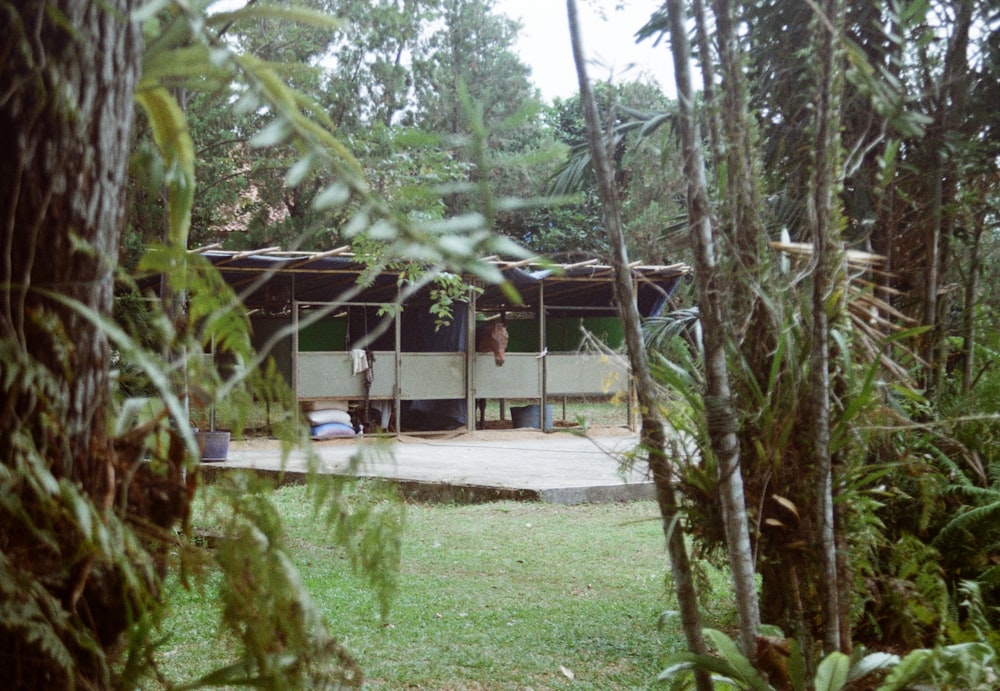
[179,0,554,252]
[1,0,138,479]
[658,0,1000,655]
[665,0,762,660]
[565,3,712,690]
[409,0,544,224]
[412,0,535,136]
[1,1,150,685]
[191,0,341,249]
[322,0,435,129]
[918,0,975,394]
[537,81,687,263]
[805,0,847,655]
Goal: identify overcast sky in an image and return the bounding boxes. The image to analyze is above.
[497,0,674,101]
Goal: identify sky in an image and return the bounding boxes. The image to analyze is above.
[496,1,674,101]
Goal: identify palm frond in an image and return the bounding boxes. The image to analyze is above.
[548,106,676,195]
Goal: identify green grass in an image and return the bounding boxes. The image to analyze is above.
[155,489,734,689]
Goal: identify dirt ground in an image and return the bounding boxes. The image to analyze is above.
[231,422,634,450]
[393,422,635,443]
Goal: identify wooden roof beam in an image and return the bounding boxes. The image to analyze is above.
[189,242,223,254]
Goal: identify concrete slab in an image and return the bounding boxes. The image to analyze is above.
[200,428,654,505]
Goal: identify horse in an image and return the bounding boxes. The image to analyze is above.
[475,317,508,428]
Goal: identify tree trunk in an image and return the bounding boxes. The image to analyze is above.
[1,0,139,481]
[712,0,765,268]
[960,213,983,393]
[692,0,722,167]
[924,152,943,392]
[664,0,761,662]
[0,1,141,685]
[565,4,711,689]
[806,0,844,655]
[922,0,972,392]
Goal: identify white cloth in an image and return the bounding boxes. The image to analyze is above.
[372,401,392,428]
[351,349,369,375]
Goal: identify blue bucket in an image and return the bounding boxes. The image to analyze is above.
[510,404,553,431]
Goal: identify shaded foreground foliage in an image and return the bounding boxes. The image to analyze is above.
[0,1,521,687]
[563,0,1000,687]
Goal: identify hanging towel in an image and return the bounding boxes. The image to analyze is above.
[372,400,392,428]
[351,349,369,375]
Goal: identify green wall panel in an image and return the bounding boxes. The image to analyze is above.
[505,317,623,352]
[298,316,348,352]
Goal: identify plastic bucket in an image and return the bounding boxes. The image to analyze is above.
[197,431,230,462]
[510,404,553,431]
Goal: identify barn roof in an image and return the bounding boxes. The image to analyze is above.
[192,245,691,318]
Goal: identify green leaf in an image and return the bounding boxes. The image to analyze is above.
[656,659,699,683]
[848,652,899,681]
[141,44,231,88]
[61,485,92,544]
[814,652,850,691]
[134,86,194,249]
[40,288,199,462]
[250,118,292,148]
[206,5,340,32]
[658,650,762,689]
[878,648,932,690]
[313,183,351,210]
[420,213,486,236]
[365,220,397,241]
[284,154,314,188]
[132,0,170,23]
[788,637,806,691]
[702,629,774,691]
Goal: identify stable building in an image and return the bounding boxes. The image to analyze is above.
[196,246,690,434]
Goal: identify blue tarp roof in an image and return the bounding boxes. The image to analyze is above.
[196,249,690,318]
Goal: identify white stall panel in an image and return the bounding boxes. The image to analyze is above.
[399,353,466,399]
[475,353,541,398]
[296,351,395,399]
[546,353,629,396]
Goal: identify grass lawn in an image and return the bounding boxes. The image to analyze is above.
[156,489,734,690]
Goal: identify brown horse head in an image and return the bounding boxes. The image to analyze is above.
[476,319,508,367]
